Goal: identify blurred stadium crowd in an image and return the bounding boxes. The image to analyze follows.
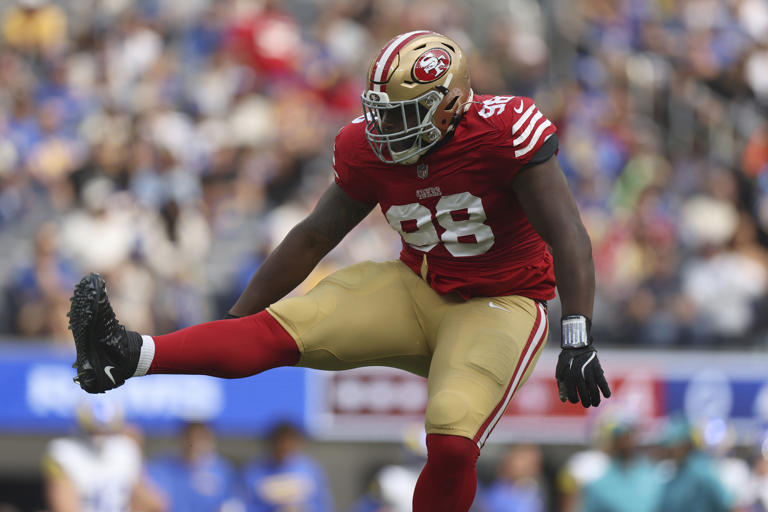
[34,410,768,511]
[1,0,768,347]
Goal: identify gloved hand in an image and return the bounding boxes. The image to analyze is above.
[556,346,611,407]
[555,315,611,408]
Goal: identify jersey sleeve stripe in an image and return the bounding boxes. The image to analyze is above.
[512,111,543,146]
[511,104,537,133]
[515,119,553,158]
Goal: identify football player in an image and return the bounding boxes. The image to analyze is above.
[43,400,165,512]
[68,31,611,512]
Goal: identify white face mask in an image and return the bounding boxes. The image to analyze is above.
[361,89,444,164]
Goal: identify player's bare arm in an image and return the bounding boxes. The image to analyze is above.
[229,183,376,317]
[43,460,80,512]
[511,155,594,318]
[512,155,611,408]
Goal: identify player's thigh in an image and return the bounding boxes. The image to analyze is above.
[267,261,431,375]
[424,295,548,444]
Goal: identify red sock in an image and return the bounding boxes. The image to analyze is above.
[148,311,300,377]
[413,434,480,512]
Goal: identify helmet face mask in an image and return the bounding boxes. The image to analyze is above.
[361,31,472,165]
[362,89,443,164]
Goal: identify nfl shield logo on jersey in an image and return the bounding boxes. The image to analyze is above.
[417,163,428,179]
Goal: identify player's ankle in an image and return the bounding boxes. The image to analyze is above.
[131,334,155,377]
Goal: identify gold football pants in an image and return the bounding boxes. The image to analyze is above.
[267,260,548,447]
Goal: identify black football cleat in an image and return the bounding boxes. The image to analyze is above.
[68,273,142,393]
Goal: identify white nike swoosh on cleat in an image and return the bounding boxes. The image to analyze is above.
[488,301,511,313]
[104,365,116,385]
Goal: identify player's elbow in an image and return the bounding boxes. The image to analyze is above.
[291,220,337,255]
[574,221,592,257]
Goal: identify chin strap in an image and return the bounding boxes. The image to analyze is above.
[461,89,475,112]
[445,88,474,135]
[395,89,474,165]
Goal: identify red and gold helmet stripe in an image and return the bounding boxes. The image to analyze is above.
[369,30,432,92]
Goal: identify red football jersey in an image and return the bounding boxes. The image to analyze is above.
[333,94,557,301]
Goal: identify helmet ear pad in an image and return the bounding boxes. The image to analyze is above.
[430,86,472,136]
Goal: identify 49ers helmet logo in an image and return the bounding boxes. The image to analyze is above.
[411,48,451,83]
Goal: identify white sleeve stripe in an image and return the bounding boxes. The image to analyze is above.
[515,119,552,158]
[511,105,537,133]
[512,111,543,146]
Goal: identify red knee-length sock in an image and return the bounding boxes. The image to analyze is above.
[147,311,300,377]
[413,434,480,512]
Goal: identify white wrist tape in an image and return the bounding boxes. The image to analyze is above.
[561,315,591,349]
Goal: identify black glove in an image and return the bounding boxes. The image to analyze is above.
[555,315,611,408]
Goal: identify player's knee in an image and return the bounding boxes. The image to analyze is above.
[426,434,479,468]
[426,390,470,430]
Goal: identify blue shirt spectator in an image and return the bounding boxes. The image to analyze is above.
[481,445,546,512]
[241,422,333,512]
[483,483,543,512]
[146,422,242,512]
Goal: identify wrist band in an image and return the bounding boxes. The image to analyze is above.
[561,315,592,348]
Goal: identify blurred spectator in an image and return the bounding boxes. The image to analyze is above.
[59,177,136,274]
[241,421,333,512]
[749,436,768,512]
[656,415,734,512]
[1,0,66,57]
[348,465,420,512]
[481,444,546,512]
[42,399,165,512]
[139,198,211,284]
[3,221,78,340]
[146,421,242,512]
[698,418,756,510]
[348,424,428,512]
[556,446,610,512]
[225,0,303,84]
[580,418,663,512]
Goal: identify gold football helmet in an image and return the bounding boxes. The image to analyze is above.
[362,30,473,164]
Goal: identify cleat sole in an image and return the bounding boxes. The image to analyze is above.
[68,273,108,393]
